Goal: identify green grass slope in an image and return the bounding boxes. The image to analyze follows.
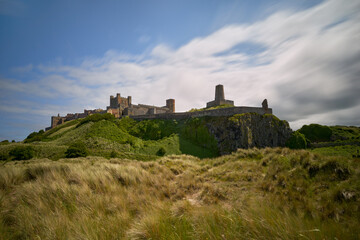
[299,124,360,144]
[2,114,221,160]
[0,148,359,239]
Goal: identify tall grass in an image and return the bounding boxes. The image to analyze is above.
[0,148,359,239]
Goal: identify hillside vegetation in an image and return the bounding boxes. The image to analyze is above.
[0,113,291,160]
[0,148,359,239]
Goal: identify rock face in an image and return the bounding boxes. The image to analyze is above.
[205,113,292,155]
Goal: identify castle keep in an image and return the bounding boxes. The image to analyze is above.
[106,93,175,118]
[47,85,271,129]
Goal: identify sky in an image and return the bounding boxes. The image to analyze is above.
[0,0,359,141]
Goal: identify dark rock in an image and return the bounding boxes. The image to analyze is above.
[205,113,292,155]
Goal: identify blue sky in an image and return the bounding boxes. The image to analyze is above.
[0,0,359,141]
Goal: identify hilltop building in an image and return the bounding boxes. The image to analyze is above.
[48,94,175,129]
[47,85,271,130]
[106,93,175,118]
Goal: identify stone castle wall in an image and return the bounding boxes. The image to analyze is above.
[129,106,272,121]
[50,109,106,129]
[123,104,170,116]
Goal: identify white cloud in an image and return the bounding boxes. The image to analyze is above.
[1,0,359,132]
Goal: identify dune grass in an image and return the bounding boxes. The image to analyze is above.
[0,148,359,239]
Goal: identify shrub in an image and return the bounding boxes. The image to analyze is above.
[286,131,307,149]
[0,140,10,145]
[157,147,166,156]
[110,150,118,158]
[24,130,45,143]
[128,119,178,140]
[65,142,88,158]
[116,116,137,132]
[299,124,332,142]
[9,146,35,160]
[0,152,9,160]
[77,113,115,127]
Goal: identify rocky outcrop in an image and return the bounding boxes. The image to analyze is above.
[205,113,292,155]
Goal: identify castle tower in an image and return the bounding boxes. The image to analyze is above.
[110,95,117,108]
[166,99,175,113]
[206,84,234,108]
[116,93,121,105]
[215,84,225,103]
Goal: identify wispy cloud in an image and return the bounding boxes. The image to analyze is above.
[1,0,359,139]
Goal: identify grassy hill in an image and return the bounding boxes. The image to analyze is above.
[2,113,289,161]
[1,115,221,161]
[0,148,359,239]
[291,124,360,157]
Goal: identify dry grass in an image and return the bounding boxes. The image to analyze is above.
[1,148,359,239]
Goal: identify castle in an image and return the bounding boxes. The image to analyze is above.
[47,85,271,130]
[106,94,175,118]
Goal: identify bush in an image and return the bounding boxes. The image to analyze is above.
[0,152,9,160]
[9,146,35,160]
[157,147,166,156]
[128,119,178,140]
[299,124,332,142]
[0,140,10,145]
[65,142,88,158]
[24,130,45,143]
[77,113,115,127]
[286,131,307,149]
[110,150,118,158]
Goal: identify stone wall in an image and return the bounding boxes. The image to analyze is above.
[123,105,170,116]
[50,109,106,129]
[129,106,272,121]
